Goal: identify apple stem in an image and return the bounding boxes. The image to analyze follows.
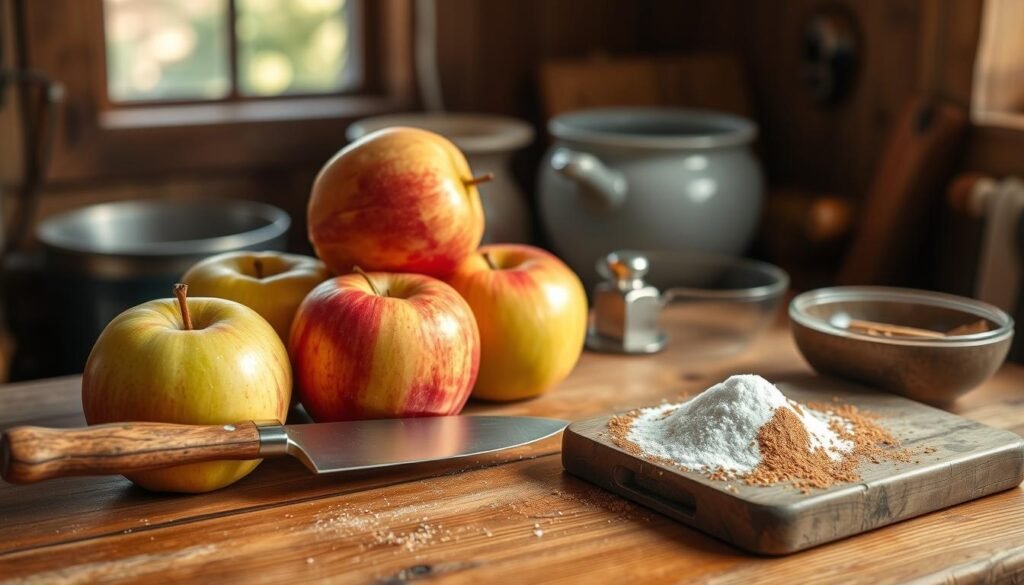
[353,266,387,297]
[464,172,495,188]
[253,258,264,279]
[481,251,498,270]
[173,283,194,331]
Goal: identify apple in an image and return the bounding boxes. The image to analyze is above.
[307,127,490,278]
[181,251,329,343]
[290,269,479,421]
[448,244,587,401]
[81,284,291,493]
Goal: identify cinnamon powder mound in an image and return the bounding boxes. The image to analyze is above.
[746,406,861,491]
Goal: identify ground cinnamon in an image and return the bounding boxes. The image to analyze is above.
[746,407,861,491]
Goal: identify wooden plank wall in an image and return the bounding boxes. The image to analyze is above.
[0,0,23,188]
[433,0,985,202]
[9,0,991,237]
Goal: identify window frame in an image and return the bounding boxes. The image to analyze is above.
[101,0,364,107]
[971,0,1024,131]
[18,0,415,183]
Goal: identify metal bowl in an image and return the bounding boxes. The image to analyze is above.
[36,198,291,373]
[790,287,1014,404]
[38,198,291,278]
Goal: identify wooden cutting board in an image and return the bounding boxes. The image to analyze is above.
[561,376,1024,555]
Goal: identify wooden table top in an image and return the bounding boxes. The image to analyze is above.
[2,320,1023,584]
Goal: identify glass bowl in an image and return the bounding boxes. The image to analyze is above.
[596,250,790,356]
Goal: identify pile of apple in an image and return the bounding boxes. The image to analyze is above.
[82,127,587,493]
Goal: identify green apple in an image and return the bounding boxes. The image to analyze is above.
[181,251,329,344]
[81,284,291,493]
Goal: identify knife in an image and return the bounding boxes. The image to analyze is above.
[0,416,566,484]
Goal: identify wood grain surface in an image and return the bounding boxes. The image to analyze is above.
[1,317,1023,584]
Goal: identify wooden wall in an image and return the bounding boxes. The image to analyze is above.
[0,0,23,187]
[7,0,990,242]
[427,0,996,296]
[434,0,984,202]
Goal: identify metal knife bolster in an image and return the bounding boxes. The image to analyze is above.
[255,421,290,457]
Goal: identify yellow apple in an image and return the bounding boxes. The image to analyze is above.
[81,284,291,493]
[447,244,587,401]
[181,251,329,343]
[308,127,489,278]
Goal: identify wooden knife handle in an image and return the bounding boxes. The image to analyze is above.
[0,421,264,484]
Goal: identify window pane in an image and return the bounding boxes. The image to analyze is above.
[104,0,230,102]
[236,0,356,97]
[974,0,1024,125]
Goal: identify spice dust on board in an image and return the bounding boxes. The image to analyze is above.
[608,375,912,493]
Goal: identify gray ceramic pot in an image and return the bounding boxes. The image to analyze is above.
[538,107,763,285]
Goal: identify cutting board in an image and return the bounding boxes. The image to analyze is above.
[561,375,1024,555]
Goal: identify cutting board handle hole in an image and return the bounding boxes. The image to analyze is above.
[613,466,697,520]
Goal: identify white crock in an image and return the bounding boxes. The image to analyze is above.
[538,107,764,285]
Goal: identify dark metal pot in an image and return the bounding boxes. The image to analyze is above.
[37,199,291,373]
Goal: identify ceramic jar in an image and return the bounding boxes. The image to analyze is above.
[347,113,535,244]
[538,107,763,284]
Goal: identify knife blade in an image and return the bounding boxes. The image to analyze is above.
[0,416,567,484]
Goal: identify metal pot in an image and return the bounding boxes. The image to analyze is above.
[37,198,290,373]
[538,107,764,288]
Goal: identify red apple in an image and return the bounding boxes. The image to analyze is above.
[289,269,480,421]
[307,127,490,278]
[448,244,588,401]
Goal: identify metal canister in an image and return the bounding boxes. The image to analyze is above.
[586,251,667,354]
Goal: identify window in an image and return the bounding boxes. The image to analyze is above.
[103,0,359,102]
[973,0,1024,129]
[18,0,413,181]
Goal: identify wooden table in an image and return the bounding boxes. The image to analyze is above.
[2,321,1023,584]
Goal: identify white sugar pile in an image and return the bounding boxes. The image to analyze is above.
[626,375,853,473]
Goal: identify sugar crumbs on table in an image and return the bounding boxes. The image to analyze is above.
[610,374,914,492]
